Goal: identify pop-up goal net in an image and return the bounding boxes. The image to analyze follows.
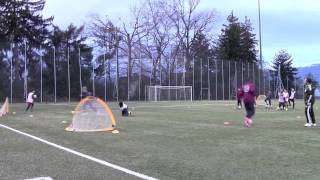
[66,96,116,132]
[256,95,267,106]
[0,97,9,117]
[146,86,192,101]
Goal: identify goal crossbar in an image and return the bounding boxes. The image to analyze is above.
[146,86,193,102]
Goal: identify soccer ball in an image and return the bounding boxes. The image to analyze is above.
[33,94,37,98]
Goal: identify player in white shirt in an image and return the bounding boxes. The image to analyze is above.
[25,90,36,112]
[283,89,289,111]
[289,88,296,109]
[277,91,285,110]
[119,102,131,116]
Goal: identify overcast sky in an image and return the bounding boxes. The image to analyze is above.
[42,0,320,67]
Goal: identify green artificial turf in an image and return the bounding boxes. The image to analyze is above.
[0,100,319,180]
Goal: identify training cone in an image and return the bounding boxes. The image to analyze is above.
[112,129,119,134]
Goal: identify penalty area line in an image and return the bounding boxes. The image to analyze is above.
[0,123,158,180]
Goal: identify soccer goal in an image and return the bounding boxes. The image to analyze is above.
[146,86,192,102]
[256,95,267,106]
[65,96,116,132]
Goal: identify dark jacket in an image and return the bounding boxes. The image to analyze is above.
[304,84,315,105]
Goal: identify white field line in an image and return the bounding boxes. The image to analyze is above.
[0,124,158,180]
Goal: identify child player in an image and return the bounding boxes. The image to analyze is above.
[239,80,256,128]
[119,102,131,116]
[277,90,285,110]
[236,88,243,109]
[264,90,272,108]
[25,90,36,112]
[289,88,296,109]
[283,89,289,111]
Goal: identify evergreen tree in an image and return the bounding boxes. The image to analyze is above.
[0,0,52,44]
[216,12,258,63]
[216,12,242,61]
[190,32,214,100]
[43,24,93,99]
[271,50,298,90]
[240,17,258,63]
[0,0,53,100]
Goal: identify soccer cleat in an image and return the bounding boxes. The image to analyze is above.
[313,124,316,127]
[244,118,249,127]
[304,123,311,127]
[244,117,252,128]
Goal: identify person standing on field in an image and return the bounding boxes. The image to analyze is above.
[277,90,285,110]
[304,78,316,127]
[264,90,272,108]
[239,80,256,128]
[289,88,296,109]
[236,88,243,109]
[283,89,289,111]
[25,90,36,112]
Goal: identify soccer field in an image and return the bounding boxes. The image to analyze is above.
[0,101,320,180]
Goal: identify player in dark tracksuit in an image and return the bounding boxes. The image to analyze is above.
[304,78,316,127]
[264,90,272,108]
[240,81,256,127]
[236,88,243,109]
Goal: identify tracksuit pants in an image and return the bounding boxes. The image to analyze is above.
[305,104,316,124]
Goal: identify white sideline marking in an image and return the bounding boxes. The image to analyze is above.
[25,177,53,180]
[0,124,158,180]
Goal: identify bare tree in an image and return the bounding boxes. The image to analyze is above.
[139,0,174,85]
[88,14,121,100]
[166,0,216,83]
[87,0,216,100]
[117,7,147,101]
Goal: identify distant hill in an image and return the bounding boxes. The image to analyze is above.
[297,64,320,79]
[297,64,320,96]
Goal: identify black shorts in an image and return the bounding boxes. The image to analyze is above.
[122,108,129,116]
[244,102,255,118]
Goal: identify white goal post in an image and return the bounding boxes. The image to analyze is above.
[145,86,193,102]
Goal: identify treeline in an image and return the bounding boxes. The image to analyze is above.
[0,0,302,102]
